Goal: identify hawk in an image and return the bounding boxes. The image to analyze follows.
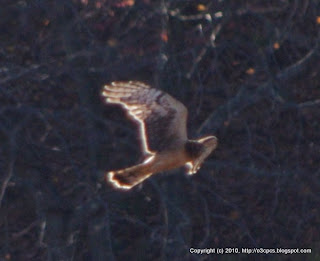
[102,81,218,190]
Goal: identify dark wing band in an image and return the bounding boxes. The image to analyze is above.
[102,81,188,154]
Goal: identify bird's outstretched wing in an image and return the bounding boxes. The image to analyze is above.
[102,81,188,155]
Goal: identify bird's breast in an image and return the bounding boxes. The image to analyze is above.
[148,148,189,173]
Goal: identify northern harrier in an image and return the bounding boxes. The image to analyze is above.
[102,81,218,190]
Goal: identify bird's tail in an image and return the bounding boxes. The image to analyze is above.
[106,163,153,190]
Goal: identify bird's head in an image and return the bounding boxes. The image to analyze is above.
[185,135,218,175]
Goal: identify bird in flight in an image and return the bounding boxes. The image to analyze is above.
[102,81,218,190]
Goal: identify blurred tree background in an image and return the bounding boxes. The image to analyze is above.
[0,0,319,260]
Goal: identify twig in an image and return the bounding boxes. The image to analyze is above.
[297,99,320,108]
[198,33,320,134]
[0,137,16,208]
[11,221,40,240]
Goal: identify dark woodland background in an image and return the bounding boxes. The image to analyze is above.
[0,0,319,260]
